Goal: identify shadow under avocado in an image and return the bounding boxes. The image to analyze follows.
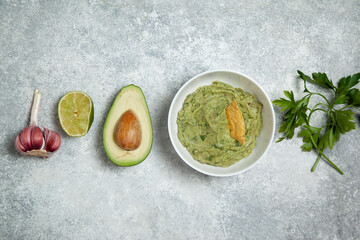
[94,90,122,170]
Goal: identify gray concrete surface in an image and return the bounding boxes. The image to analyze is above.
[1,0,359,239]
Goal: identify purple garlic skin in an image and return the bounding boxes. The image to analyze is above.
[16,124,44,152]
[15,135,27,152]
[44,127,61,152]
[19,126,34,150]
[15,125,61,158]
[31,125,44,149]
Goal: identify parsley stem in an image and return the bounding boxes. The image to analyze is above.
[312,102,329,108]
[308,135,343,175]
[311,154,321,172]
[339,105,350,110]
[339,104,360,111]
[310,93,331,106]
[308,108,331,122]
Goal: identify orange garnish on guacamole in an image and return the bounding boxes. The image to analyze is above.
[225,100,245,145]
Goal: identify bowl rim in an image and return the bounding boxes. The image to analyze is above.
[168,69,275,177]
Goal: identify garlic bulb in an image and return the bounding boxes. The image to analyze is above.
[14,89,61,158]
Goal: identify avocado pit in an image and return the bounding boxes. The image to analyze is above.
[114,110,142,151]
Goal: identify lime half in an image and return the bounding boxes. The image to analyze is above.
[58,91,94,137]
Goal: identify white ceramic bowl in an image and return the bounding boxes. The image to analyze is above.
[168,70,275,177]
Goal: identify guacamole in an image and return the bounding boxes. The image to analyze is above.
[177,81,263,167]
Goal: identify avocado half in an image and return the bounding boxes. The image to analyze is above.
[103,84,153,166]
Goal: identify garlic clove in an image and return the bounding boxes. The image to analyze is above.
[31,126,44,150]
[44,127,61,152]
[15,135,27,153]
[19,126,33,150]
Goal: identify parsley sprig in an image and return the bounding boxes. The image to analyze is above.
[273,70,360,174]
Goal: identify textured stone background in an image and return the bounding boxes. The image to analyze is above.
[1,0,359,239]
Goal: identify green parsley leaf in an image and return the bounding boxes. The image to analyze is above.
[273,94,309,141]
[274,70,359,175]
[334,109,356,134]
[347,88,360,107]
[290,96,309,115]
[328,128,335,150]
[335,73,360,105]
[272,98,293,112]
[312,72,335,90]
[333,94,349,105]
[299,126,321,152]
[338,73,360,89]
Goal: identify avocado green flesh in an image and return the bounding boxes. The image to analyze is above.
[103,85,153,166]
[177,81,263,167]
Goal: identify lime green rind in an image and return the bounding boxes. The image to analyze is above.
[58,91,94,137]
[103,84,153,166]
